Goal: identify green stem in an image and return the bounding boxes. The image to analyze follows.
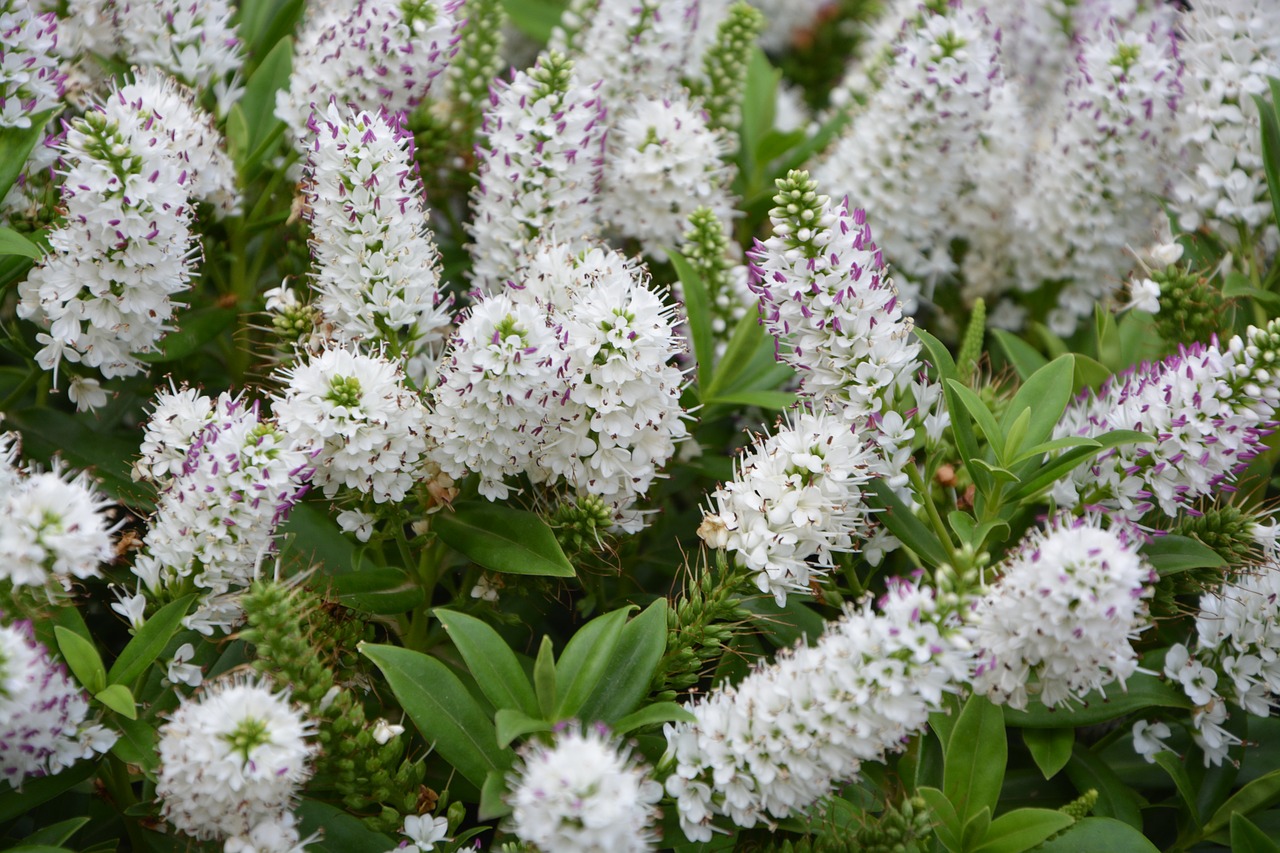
[906,460,958,566]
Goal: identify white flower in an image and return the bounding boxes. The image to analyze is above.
[1,618,112,787]
[0,466,116,589]
[134,383,216,485]
[67,376,108,412]
[703,406,879,605]
[969,517,1154,710]
[166,643,202,689]
[157,674,315,842]
[399,813,449,852]
[1125,278,1162,314]
[277,0,463,150]
[224,812,310,853]
[0,0,64,129]
[273,347,429,503]
[665,577,970,840]
[302,104,453,385]
[508,723,662,853]
[566,0,700,102]
[1132,720,1173,763]
[371,719,404,745]
[110,586,147,630]
[467,51,605,291]
[336,509,375,542]
[600,91,736,260]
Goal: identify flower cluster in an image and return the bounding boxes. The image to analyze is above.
[157,675,316,847]
[0,618,116,788]
[600,91,736,260]
[1052,319,1280,522]
[277,0,464,148]
[968,517,1155,710]
[132,393,312,634]
[814,2,1007,295]
[0,0,64,129]
[1171,0,1280,269]
[567,0,701,102]
[748,170,920,418]
[467,51,605,291]
[111,0,244,115]
[300,103,453,385]
[273,346,429,504]
[507,723,663,853]
[700,407,879,605]
[664,577,970,841]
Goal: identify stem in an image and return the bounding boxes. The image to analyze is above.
[906,459,958,566]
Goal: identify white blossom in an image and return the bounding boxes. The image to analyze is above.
[0,462,115,590]
[0,0,65,129]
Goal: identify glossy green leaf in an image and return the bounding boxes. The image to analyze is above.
[13,817,90,848]
[705,306,767,398]
[494,708,553,749]
[1153,751,1199,822]
[612,702,696,734]
[1094,304,1123,370]
[1231,813,1280,853]
[433,502,574,577]
[480,769,514,820]
[0,761,95,822]
[437,609,538,717]
[534,635,557,720]
[1141,534,1226,576]
[1254,88,1280,234]
[1034,817,1158,852]
[135,307,236,363]
[108,594,195,686]
[705,389,797,410]
[1072,354,1112,394]
[110,714,159,773]
[54,625,107,694]
[740,595,828,649]
[962,806,992,852]
[1065,746,1143,829]
[865,479,948,568]
[992,329,1049,380]
[1007,429,1154,503]
[6,845,76,852]
[574,600,669,723]
[972,808,1074,853]
[361,643,510,788]
[501,0,565,41]
[1204,767,1280,837]
[943,695,1007,827]
[1001,354,1075,455]
[1023,727,1074,780]
[237,35,293,167]
[239,0,304,73]
[0,116,52,201]
[327,566,425,614]
[7,407,144,506]
[0,226,41,259]
[917,786,963,853]
[95,684,137,719]
[554,606,634,719]
[914,327,959,382]
[297,799,396,853]
[946,379,1004,453]
[1010,435,1101,465]
[1004,673,1191,728]
[670,251,715,390]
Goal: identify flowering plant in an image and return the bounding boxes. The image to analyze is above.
[3,0,1280,851]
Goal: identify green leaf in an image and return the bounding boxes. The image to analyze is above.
[237,35,293,168]
[554,606,634,719]
[1007,429,1154,503]
[54,626,107,694]
[135,307,236,363]
[327,566,425,614]
[7,408,144,506]
[1008,436,1101,465]
[1222,271,1280,307]
[1023,728,1074,780]
[670,251,715,390]
[962,806,992,852]
[704,389,797,410]
[1254,90,1280,235]
[494,708,553,749]
[1141,534,1227,576]
[992,329,1049,381]
[739,49,779,174]
[865,479,948,568]
[296,799,396,853]
[943,694,1007,828]
[361,643,510,788]
[1204,767,1280,837]
[1064,746,1143,829]
[946,380,1004,454]
[0,226,41,259]
[480,769,514,820]
[501,0,565,42]
[0,761,95,822]
[969,458,1019,484]
[5,846,76,852]
[914,328,959,383]
[1072,354,1112,395]
[95,684,137,719]
[574,599,668,723]
[433,502,575,577]
[14,818,90,848]
[1231,813,1280,853]
[110,714,158,773]
[1153,751,1199,822]
[278,501,357,574]
[108,594,195,686]
[239,0,304,74]
[1034,817,1158,852]
[0,116,52,201]
[917,786,963,853]
[612,702,696,734]
[437,609,539,717]
[739,595,828,649]
[971,808,1075,853]
[705,301,767,398]
[1001,355,1075,457]
[1004,673,1191,728]
[1094,304,1123,371]
[534,635,556,720]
